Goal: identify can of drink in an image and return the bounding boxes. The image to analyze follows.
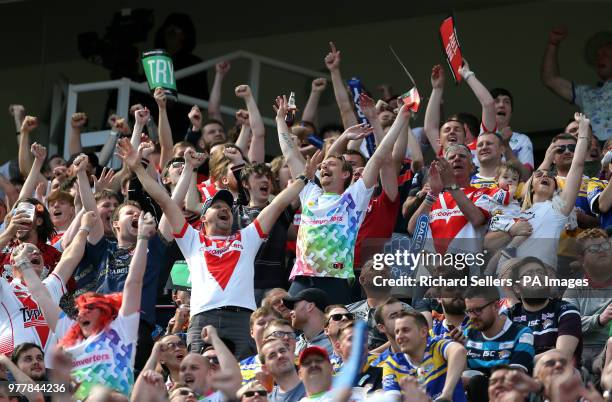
[14,202,36,222]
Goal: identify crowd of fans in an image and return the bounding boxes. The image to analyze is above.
[0,24,611,402]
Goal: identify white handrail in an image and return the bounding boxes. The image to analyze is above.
[61,50,329,163]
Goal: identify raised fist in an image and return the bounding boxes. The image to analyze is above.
[71,112,88,129]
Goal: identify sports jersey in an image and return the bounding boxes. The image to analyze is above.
[0,274,65,368]
[239,354,261,385]
[587,178,612,230]
[465,317,535,375]
[431,316,471,339]
[354,190,400,268]
[173,219,266,315]
[426,186,508,255]
[54,311,139,400]
[381,337,466,401]
[556,175,592,214]
[508,299,582,362]
[291,179,373,280]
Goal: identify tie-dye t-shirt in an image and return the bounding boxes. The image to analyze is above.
[290,178,373,280]
[54,312,139,401]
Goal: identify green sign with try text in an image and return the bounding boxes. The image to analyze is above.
[141,49,177,101]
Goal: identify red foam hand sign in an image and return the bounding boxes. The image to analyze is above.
[440,16,463,84]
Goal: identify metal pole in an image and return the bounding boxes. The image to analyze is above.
[63,85,77,160]
[249,59,261,104]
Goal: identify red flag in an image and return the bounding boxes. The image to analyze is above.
[440,15,464,84]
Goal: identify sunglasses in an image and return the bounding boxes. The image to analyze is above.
[266,330,296,340]
[584,241,612,254]
[533,170,555,179]
[176,389,196,397]
[465,300,496,316]
[329,313,354,322]
[243,390,267,398]
[555,144,576,154]
[161,340,186,351]
[171,161,185,168]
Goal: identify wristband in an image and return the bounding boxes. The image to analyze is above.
[296,174,310,185]
[141,158,150,168]
[79,226,91,234]
[463,71,475,81]
[137,235,150,241]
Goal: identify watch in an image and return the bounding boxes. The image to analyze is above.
[445,183,460,191]
[296,175,309,185]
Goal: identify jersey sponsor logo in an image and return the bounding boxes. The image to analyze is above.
[498,350,511,360]
[466,340,483,349]
[499,341,515,349]
[519,333,534,344]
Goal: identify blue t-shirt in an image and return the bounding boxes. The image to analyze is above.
[465,318,535,375]
[74,234,169,325]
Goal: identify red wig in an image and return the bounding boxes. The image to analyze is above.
[58,292,122,347]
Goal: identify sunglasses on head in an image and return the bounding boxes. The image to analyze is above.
[533,170,555,179]
[555,144,576,154]
[329,313,354,322]
[243,390,267,398]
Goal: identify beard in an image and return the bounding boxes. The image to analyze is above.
[523,297,549,306]
[442,299,466,316]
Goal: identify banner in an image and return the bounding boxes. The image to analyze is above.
[347,77,375,157]
[439,15,464,84]
[142,49,178,101]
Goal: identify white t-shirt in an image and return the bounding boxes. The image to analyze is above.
[54,312,139,401]
[515,200,568,268]
[174,220,266,316]
[291,179,374,280]
[0,273,65,367]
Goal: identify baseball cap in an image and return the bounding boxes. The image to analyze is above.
[298,346,330,366]
[282,288,330,312]
[201,189,234,216]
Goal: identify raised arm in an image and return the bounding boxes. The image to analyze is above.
[0,174,19,209]
[236,85,266,163]
[120,211,154,317]
[458,60,496,132]
[73,155,105,244]
[302,77,328,123]
[98,131,119,167]
[233,109,252,156]
[0,354,44,402]
[53,212,96,284]
[18,142,47,200]
[361,105,409,189]
[324,42,358,129]
[116,138,186,234]
[424,65,444,155]
[256,153,316,234]
[325,124,369,158]
[9,104,26,145]
[154,88,174,168]
[131,107,150,150]
[541,26,573,102]
[16,244,62,332]
[201,325,242,399]
[599,179,612,213]
[159,148,206,241]
[560,113,590,215]
[208,61,230,123]
[68,112,88,156]
[275,95,306,178]
[18,116,37,178]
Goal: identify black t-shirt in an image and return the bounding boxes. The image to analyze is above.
[508,298,583,363]
[237,204,294,289]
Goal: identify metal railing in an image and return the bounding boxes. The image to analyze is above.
[60,50,328,162]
